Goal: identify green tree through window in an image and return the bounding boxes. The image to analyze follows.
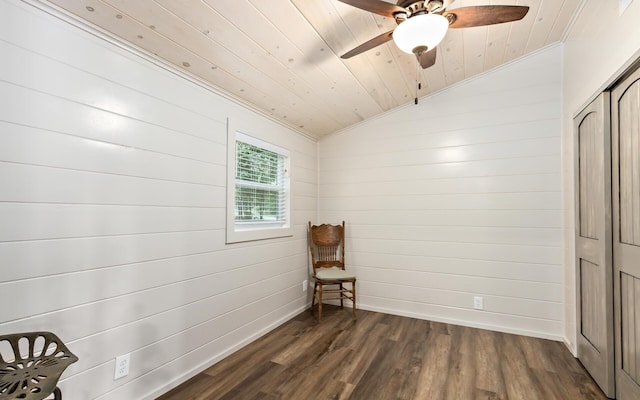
[235,140,284,222]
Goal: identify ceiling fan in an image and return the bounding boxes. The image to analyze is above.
[339,0,529,69]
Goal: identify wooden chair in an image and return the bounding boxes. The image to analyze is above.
[0,331,78,400]
[308,221,356,321]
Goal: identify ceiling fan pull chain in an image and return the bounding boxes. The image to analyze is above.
[415,59,419,105]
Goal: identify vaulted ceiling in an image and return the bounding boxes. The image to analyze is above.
[42,0,582,138]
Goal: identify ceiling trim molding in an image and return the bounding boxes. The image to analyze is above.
[560,0,589,43]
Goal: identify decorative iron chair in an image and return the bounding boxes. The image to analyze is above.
[308,221,356,321]
[0,332,78,400]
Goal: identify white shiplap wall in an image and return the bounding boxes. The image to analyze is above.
[0,1,316,399]
[318,45,563,340]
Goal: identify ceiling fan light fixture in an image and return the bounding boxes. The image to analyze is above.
[392,13,449,54]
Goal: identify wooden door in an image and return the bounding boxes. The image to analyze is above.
[574,93,615,397]
[613,65,640,400]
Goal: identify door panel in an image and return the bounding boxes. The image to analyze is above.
[580,259,602,348]
[579,111,600,239]
[574,93,615,397]
[613,68,640,400]
[618,80,640,246]
[620,273,640,380]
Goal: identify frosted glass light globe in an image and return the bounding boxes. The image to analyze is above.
[393,13,449,54]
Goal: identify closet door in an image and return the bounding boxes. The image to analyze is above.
[574,93,615,397]
[613,66,640,400]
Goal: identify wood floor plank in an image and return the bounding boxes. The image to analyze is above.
[444,333,476,400]
[411,330,452,400]
[276,347,353,399]
[311,379,355,400]
[217,361,288,400]
[196,329,301,397]
[498,333,543,400]
[518,335,558,372]
[156,306,608,400]
[385,319,431,399]
[474,388,505,400]
[153,372,218,400]
[474,329,507,398]
[528,368,574,400]
[348,338,405,399]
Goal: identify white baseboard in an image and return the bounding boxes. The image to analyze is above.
[355,302,567,343]
[563,337,578,357]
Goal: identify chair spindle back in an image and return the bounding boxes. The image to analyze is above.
[308,221,345,274]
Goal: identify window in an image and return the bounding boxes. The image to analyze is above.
[235,135,287,224]
[227,121,292,243]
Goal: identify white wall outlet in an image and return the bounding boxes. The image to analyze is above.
[302,280,308,292]
[114,353,130,380]
[473,296,484,310]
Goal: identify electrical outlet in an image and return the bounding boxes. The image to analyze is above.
[114,353,130,380]
[302,280,308,292]
[473,296,484,310]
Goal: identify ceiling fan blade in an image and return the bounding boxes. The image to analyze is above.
[444,5,529,29]
[338,0,406,18]
[341,30,394,59]
[416,47,437,69]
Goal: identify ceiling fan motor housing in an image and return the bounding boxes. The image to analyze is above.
[394,1,448,25]
[397,0,444,17]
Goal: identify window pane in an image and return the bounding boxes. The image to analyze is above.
[235,186,280,221]
[236,141,279,185]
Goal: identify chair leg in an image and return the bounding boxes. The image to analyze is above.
[339,283,344,308]
[318,283,323,322]
[54,387,62,400]
[311,282,317,315]
[352,281,357,320]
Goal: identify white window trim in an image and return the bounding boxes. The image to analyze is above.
[226,118,293,243]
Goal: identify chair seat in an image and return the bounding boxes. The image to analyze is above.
[0,331,78,400]
[315,268,355,281]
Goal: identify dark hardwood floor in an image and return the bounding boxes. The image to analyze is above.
[157,306,607,400]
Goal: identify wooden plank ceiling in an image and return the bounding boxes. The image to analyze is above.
[42,0,582,138]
